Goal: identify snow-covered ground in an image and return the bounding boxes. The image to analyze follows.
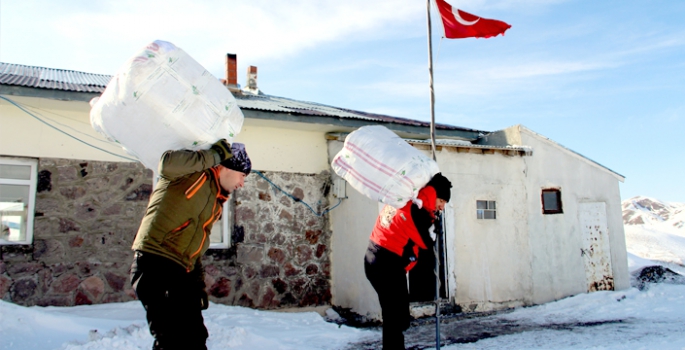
[438,256,685,350]
[1,196,684,350]
[0,300,372,349]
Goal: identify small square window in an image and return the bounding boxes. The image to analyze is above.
[0,158,38,245]
[542,189,563,214]
[477,200,496,220]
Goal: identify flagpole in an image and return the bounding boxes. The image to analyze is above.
[426,1,441,349]
[427,0,437,162]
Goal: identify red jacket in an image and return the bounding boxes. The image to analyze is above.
[369,186,437,270]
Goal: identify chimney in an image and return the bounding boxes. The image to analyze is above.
[225,53,240,92]
[245,65,259,93]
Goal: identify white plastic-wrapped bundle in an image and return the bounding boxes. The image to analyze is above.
[331,125,440,208]
[90,40,244,170]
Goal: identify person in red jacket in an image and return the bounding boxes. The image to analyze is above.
[364,172,452,349]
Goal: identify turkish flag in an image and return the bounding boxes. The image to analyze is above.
[435,0,511,39]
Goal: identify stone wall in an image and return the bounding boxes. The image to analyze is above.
[204,171,333,309]
[0,158,332,310]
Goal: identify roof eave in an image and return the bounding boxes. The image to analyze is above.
[520,126,625,182]
[0,85,99,102]
[243,109,482,141]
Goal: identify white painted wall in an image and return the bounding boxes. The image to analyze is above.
[234,119,330,174]
[328,140,535,317]
[328,126,629,318]
[0,96,131,162]
[0,95,330,174]
[327,140,383,318]
[518,127,629,305]
[436,147,534,312]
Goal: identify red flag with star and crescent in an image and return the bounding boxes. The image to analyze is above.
[435,0,511,39]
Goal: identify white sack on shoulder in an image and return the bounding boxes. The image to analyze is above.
[89,40,244,170]
[331,125,439,208]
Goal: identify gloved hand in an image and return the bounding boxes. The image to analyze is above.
[210,139,232,162]
[401,241,417,267]
[199,288,209,310]
[433,213,444,238]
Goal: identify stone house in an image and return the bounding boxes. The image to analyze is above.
[0,57,629,319]
[0,58,473,309]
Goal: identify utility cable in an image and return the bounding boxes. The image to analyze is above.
[17,103,115,146]
[0,95,138,162]
[2,95,344,215]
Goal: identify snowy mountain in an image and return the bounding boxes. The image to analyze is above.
[622,196,685,228]
[622,196,685,270]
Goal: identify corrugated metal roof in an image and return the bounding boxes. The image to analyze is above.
[0,62,477,132]
[327,132,532,154]
[0,62,111,93]
[235,93,472,131]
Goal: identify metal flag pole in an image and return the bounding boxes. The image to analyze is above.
[426,0,441,349]
[427,1,437,162]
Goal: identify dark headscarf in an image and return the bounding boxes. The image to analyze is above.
[427,172,452,202]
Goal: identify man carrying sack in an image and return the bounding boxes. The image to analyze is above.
[129,139,251,350]
[364,173,452,349]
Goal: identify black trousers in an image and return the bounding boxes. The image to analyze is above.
[130,251,208,350]
[364,241,411,350]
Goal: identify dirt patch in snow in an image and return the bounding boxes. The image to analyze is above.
[344,311,631,350]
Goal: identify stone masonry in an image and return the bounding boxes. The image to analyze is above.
[0,158,332,310]
[204,171,333,309]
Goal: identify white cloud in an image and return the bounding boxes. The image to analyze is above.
[1,0,424,74]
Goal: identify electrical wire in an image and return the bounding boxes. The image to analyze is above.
[16,102,116,146]
[1,95,344,215]
[253,170,343,216]
[0,95,138,162]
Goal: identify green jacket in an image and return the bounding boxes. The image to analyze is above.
[132,146,231,272]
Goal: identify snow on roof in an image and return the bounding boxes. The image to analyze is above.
[406,138,533,154]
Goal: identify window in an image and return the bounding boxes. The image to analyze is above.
[542,189,563,214]
[209,200,233,248]
[477,200,496,220]
[0,157,38,245]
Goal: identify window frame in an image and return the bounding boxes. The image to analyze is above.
[476,200,497,220]
[209,199,232,249]
[0,157,38,245]
[541,188,563,214]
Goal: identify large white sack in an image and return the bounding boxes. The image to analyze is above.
[331,125,440,208]
[90,40,244,170]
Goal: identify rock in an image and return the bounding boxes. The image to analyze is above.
[632,265,685,290]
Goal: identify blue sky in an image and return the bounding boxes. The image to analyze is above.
[1,0,683,202]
